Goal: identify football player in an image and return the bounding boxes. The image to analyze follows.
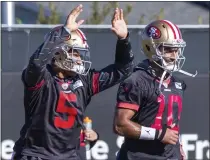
[113,20,197,160]
[12,4,134,160]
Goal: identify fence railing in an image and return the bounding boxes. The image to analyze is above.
[2,24,210,29]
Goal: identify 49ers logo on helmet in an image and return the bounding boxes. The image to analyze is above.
[147,26,161,39]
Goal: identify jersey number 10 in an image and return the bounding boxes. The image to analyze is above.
[151,94,182,131]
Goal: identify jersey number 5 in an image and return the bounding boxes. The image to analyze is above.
[151,94,182,131]
[54,92,78,129]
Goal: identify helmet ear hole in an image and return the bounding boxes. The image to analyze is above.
[146,45,150,51]
[162,24,166,28]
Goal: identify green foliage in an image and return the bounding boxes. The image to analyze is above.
[138,8,204,25]
[16,17,22,24]
[86,3,167,25]
[123,4,132,24]
[37,2,61,24]
[150,8,164,21]
[138,14,146,24]
[86,2,133,24]
[138,8,165,24]
[35,2,205,25]
[197,16,203,24]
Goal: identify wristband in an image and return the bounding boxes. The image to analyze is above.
[63,26,71,34]
[139,126,157,140]
[155,129,160,139]
[157,125,167,141]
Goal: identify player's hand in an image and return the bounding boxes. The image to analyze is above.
[111,8,128,39]
[84,129,98,142]
[64,4,84,32]
[160,128,179,145]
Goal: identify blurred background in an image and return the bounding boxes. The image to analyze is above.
[1,1,209,160]
[1,1,210,25]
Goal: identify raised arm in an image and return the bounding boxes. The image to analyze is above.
[22,26,70,87]
[88,8,134,95]
[23,4,84,88]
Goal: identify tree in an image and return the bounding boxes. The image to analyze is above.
[197,16,203,24]
[138,8,164,24]
[37,2,61,24]
[16,17,23,24]
[138,8,204,25]
[138,14,146,24]
[35,2,205,25]
[86,2,133,24]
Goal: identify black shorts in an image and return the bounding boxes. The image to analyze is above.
[11,152,82,160]
[11,154,45,160]
[117,144,181,160]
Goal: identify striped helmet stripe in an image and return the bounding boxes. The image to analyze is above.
[161,20,180,39]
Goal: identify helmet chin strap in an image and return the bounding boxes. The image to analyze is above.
[157,59,197,93]
[178,69,198,77]
[162,60,197,77]
[159,70,168,91]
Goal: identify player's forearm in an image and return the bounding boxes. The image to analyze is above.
[114,120,162,141]
[90,33,134,95]
[28,26,70,70]
[23,42,46,86]
[114,119,141,139]
[115,32,134,65]
[24,26,70,85]
[91,63,134,95]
